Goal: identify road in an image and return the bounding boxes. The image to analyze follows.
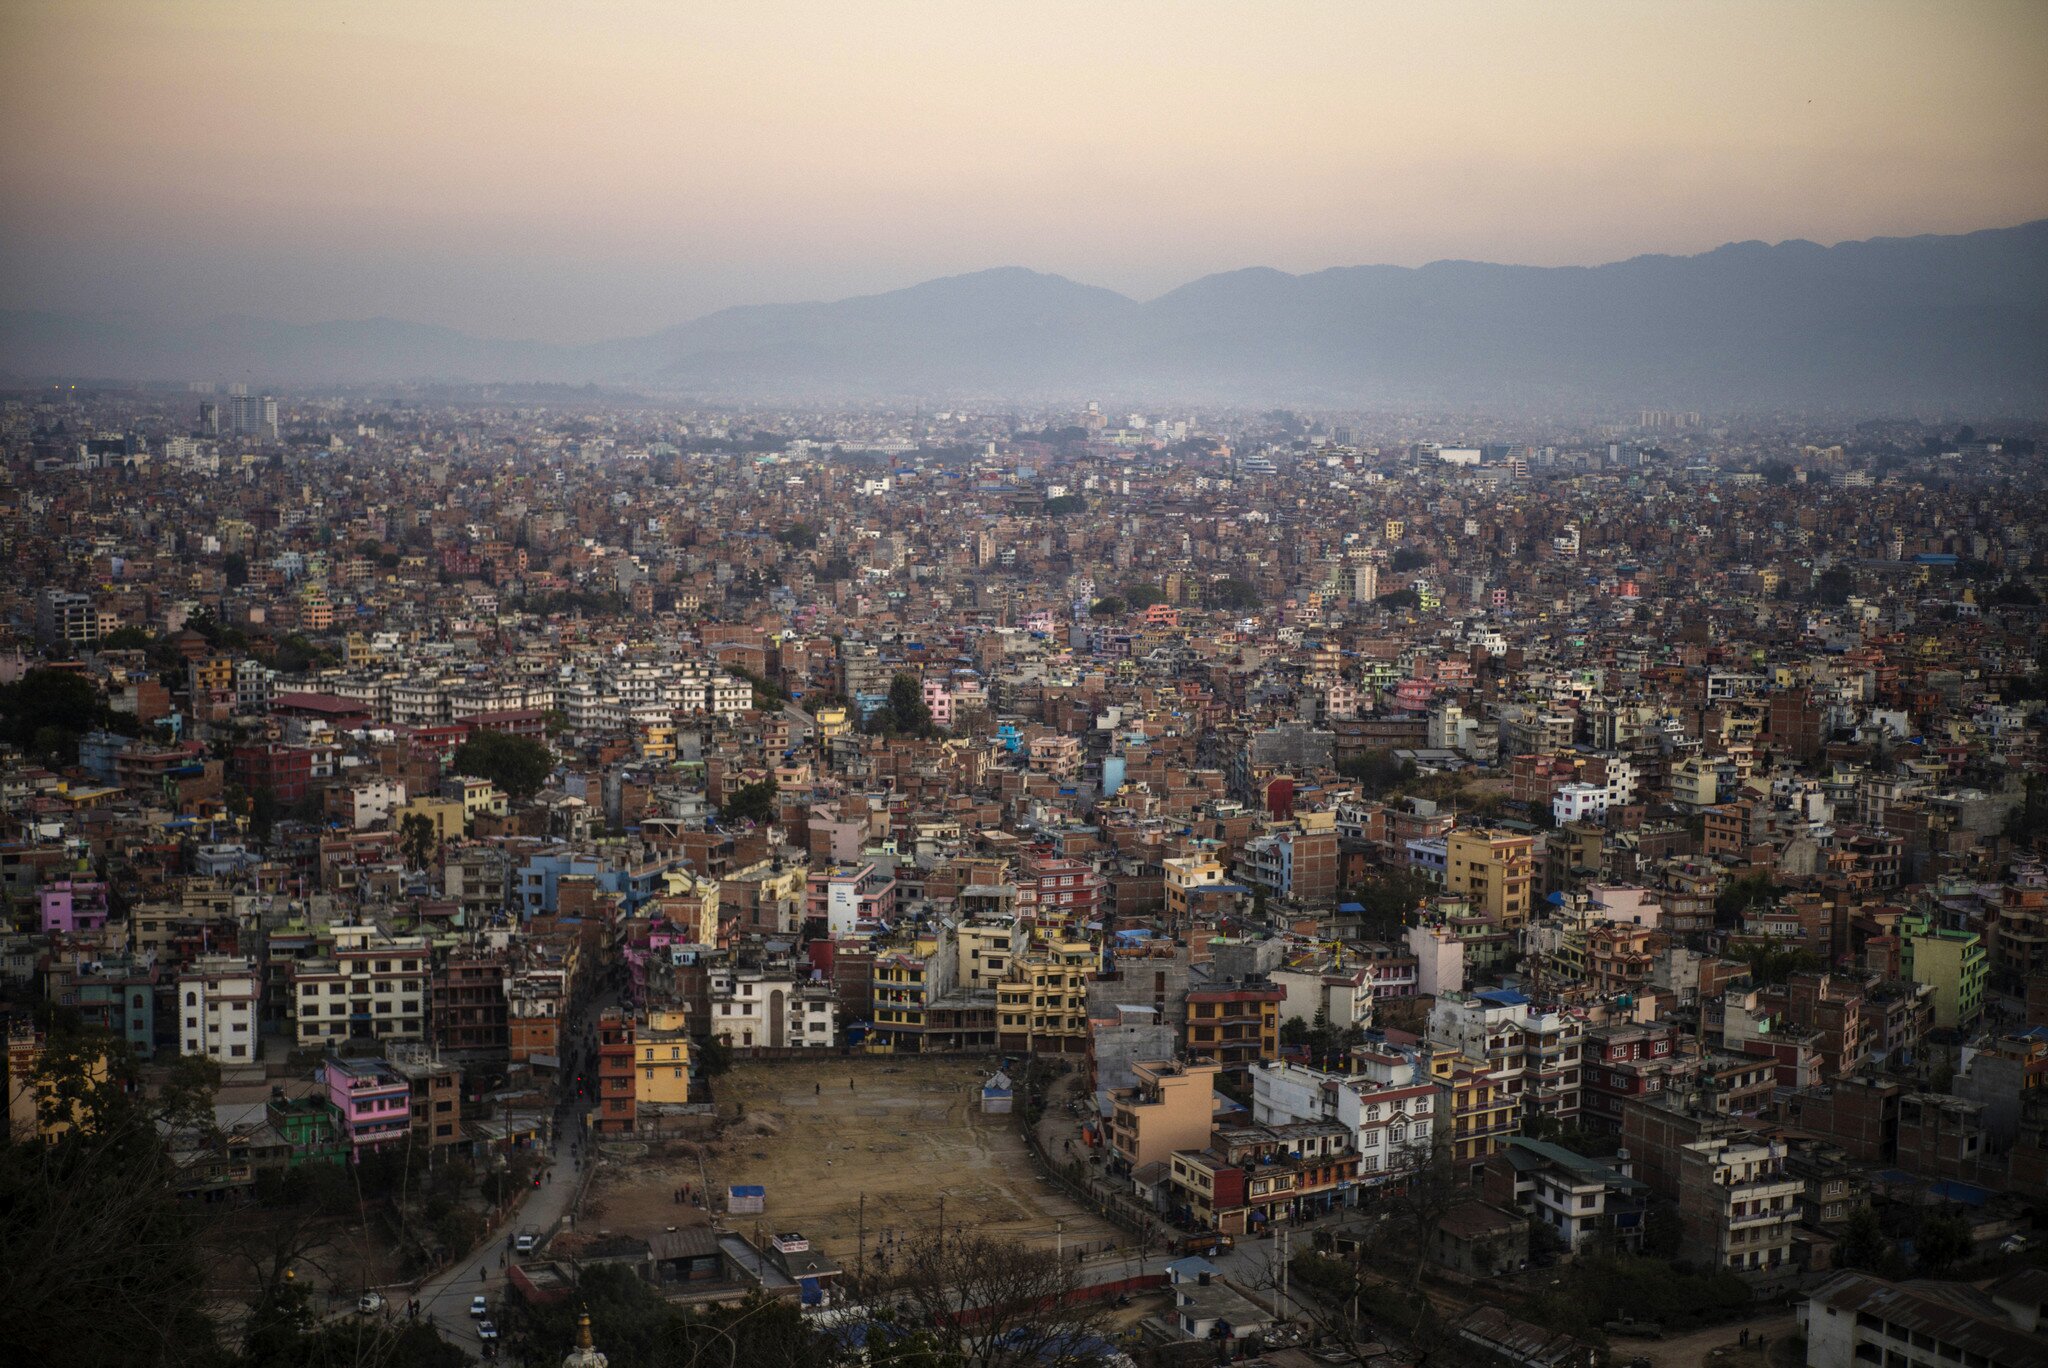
[410,982,615,1358]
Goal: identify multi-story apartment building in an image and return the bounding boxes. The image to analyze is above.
[323,1056,412,1160]
[595,1008,636,1135]
[1433,1047,1517,1179]
[1677,1137,1802,1277]
[1799,1270,2048,1368]
[1170,1121,1358,1232]
[289,927,430,1047]
[385,1042,463,1149]
[1481,1136,1649,1257]
[1020,853,1100,930]
[807,862,897,936]
[1252,1048,1436,1188]
[1429,990,1584,1125]
[1903,927,1988,1029]
[1445,830,1535,927]
[1108,1059,1220,1174]
[1578,1020,1686,1132]
[177,954,259,1063]
[1184,982,1284,1079]
[432,954,508,1056]
[996,934,1093,1054]
[635,1008,692,1107]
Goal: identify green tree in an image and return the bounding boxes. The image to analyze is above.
[1376,587,1421,610]
[450,730,553,802]
[0,668,106,754]
[1338,749,1417,798]
[776,522,819,551]
[1206,577,1260,611]
[720,777,778,825]
[1042,493,1085,517]
[398,812,439,871]
[1915,1211,1974,1273]
[1123,583,1168,610]
[887,673,931,735]
[1088,595,1124,617]
[223,551,250,587]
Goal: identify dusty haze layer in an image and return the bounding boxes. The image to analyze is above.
[2,0,2045,342]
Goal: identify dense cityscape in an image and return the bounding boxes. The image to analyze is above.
[4,383,2046,1368]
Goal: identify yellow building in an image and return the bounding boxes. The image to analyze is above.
[395,796,466,845]
[1445,829,1535,927]
[635,1009,692,1107]
[1108,1059,1219,1172]
[997,934,1093,1054]
[1431,1046,1516,1177]
[658,871,722,946]
[638,723,677,762]
[813,704,852,741]
[1164,851,1229,925]
[955,922,1014,991]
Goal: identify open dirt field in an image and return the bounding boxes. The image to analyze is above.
[592,1057,1123,1264]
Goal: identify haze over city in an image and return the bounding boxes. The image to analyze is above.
[3,0,2046,343]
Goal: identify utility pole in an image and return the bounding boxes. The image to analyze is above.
[937,1194,945,1257]
[856,1193,865,1290]
[1277,1222,1290,1326]
[1056,1219,1063,1265]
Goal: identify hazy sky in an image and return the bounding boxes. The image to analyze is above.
[3,0,2044,342]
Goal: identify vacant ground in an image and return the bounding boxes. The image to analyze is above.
[1630,1312,1798,1368]
[588,1057,1123,1267]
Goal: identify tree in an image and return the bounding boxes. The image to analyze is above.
[1390,546,1429,573]
[224,551,249,587]
[1042,494,1085,517]
[1837,1205,1906,1277]
[450,730,553,802]
[1759,459,1795,486]
[1915,1211,1974,1273]
[1206,577,1260,611]
[1816,567,1855,606]
[1338,749,1417,798]
[1122,583,1168,610]
[776,522,820,551]
[886,674,931,735]
[1087,596,1124,617]
[695,1033,734,1080]
[0,1032,227,1368]
[1375,587,1421,610]
[0,668,106,756]
[398,812,439,871]
[889,1232,1112,1368]
[721,777,778,826]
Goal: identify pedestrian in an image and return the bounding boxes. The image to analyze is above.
[850,1077,855,1091]
[1758,1336,1767,1353]
[815,1081,821,1095]
[1741,1330,1749,1348]
[478,1266,486,1282]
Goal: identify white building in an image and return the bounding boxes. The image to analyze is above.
[178,954,260,1063]
[709,965,838,1049]
[1251,1050,1435,1188]
[1552,782,1609,826]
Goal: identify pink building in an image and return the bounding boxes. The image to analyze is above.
[39,880,109,935]
[323,1056,411,1158]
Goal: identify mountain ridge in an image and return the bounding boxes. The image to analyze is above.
[4,220,2044,411]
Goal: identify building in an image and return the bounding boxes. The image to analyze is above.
[1798,1269,2048,1368]
[996,934,1094,1055]
[709,963,837,1049]
[594,1009,636,1135]
[1676,1136,1802,1278]
[806,862,896,936]
[176,954,259,1064]
[1252,1050,1436,1188]
[1108,1059,1220,1174]
[323,1056,412,1160]
[1433,1048,1517,1179]
[1904,928,1988,1030]
[432,954,508,1056]
[636,1008,692,1107]
[1445,830,1535,927]
[290,928,430,1047]
[1183,982,1283,1079]
[385,1042,463,1149]
[1481,1136,1648,1257]
[34,588,99,647]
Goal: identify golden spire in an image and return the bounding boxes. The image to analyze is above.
[576,1308,594,1350]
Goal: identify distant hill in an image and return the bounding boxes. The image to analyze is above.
[5,221,2044,411]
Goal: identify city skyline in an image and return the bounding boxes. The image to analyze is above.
[3,0,2045,342]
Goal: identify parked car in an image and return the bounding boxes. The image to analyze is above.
[515,1231,538,1254]
[357,1293,385,1314]
[470,1295,489,1318]
[477,1321,499,1341]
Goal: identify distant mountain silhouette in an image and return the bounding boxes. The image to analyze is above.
[5,222,2044,410]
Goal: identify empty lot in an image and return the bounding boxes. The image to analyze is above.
[691,1057,1122,1263]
